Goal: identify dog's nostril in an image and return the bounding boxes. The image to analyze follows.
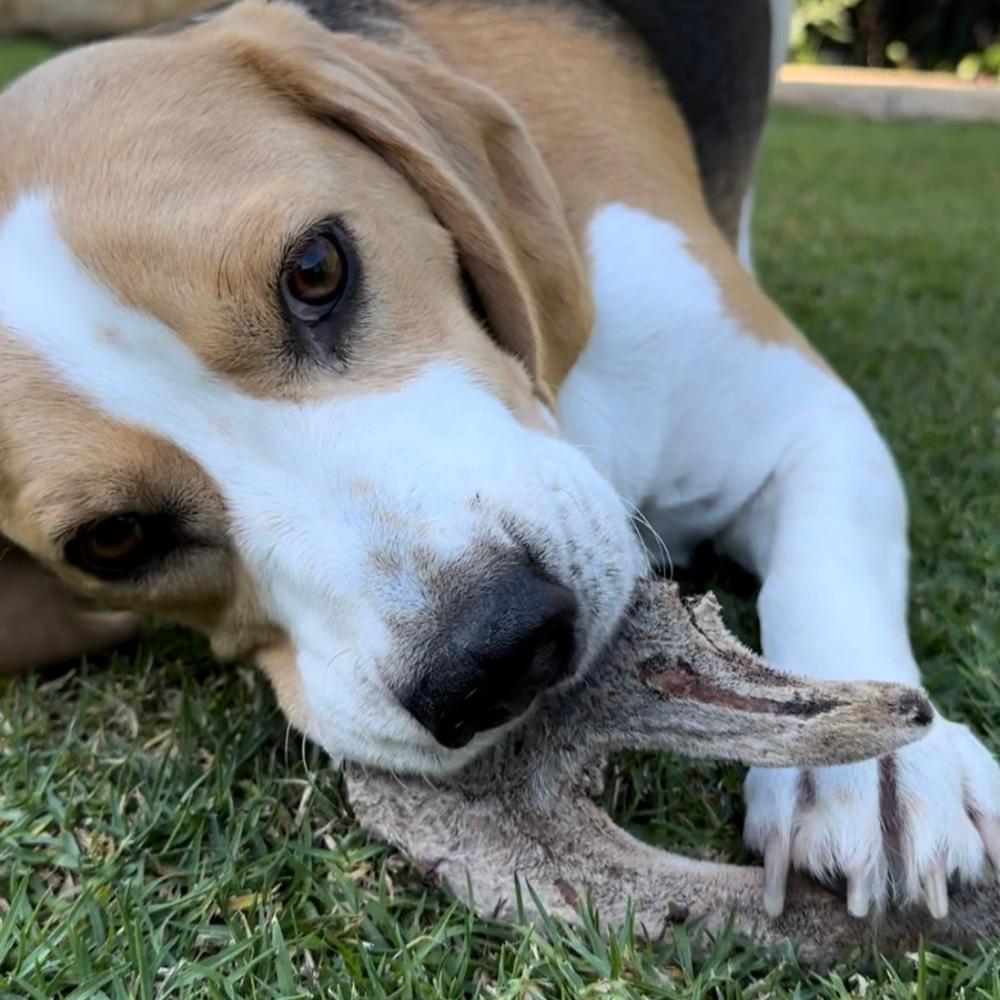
[403,565,578,749]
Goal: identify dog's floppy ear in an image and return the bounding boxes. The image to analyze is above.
[0,539,138,674]
[213,2,593,386]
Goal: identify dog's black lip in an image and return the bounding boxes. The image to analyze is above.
[429,662,579,750]
[563,585,639,683]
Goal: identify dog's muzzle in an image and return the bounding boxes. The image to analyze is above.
[399,561,578,748]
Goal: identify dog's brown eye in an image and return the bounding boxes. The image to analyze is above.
[283,235,346,317]
[65,514,170,579]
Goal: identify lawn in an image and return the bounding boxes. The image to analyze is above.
[2,41,999,999]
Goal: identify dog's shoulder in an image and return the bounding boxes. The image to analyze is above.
[575,0,773,241]
[399,0,774,242]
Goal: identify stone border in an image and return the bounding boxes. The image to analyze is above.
[773,65,1000,123]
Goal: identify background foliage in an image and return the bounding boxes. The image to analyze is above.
[793,0,1000,77]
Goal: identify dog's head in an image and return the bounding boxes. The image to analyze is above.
[0,1,644,772]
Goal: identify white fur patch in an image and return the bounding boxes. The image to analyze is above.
[744,717,1000,910]
[0,193,642,771]
[562,203,913,684]
[568,201,1000,913]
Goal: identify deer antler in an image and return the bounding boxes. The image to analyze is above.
[346,580,1000,965]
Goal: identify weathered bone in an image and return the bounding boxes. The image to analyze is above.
[346,580,1000,965]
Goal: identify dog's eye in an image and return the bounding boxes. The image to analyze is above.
[282,234,347,320]
[65,514,175,580]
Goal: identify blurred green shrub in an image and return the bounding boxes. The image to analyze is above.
[791,0,1000,78]
[790,0,864,63]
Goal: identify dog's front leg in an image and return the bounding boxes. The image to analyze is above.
[561,202,999,920]
[720,381,1000,920]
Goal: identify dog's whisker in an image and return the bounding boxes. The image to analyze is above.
[615,494,674,580]
[556,389,635,456]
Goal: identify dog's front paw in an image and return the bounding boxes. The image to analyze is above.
[744,716,1000,918]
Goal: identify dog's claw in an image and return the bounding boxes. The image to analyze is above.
[763,836,789,917]
[846,867,872,919]
[973,814,1000,879]
[923,860,949,919]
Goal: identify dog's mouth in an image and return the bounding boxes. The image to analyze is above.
[342,580,968,963]
[322,574,933,779]
[407,576,934,774]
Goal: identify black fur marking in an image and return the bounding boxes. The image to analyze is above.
[292,0,402,35]
[156,0,402,37]
[878,754,906,888]
[411,0,773,244]
[796,769,817,810]
[592,0,773,243]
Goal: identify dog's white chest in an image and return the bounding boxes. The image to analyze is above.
[558,202,844,564]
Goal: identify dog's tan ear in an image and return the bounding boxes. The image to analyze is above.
[0,540,138,674]
[214,3,593,386]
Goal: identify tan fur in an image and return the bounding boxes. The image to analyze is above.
[209,1,593,388]
[0,0,583,683]
[256,642,312,735]
[405,1,829,367]
[0,1,828,710]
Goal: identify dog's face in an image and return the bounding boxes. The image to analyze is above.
[0,2,643,772]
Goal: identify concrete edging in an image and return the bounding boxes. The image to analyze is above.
[773,65,1000,123]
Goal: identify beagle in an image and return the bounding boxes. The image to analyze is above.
[0,0,997,925]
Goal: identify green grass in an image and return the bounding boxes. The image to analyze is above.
[0,41,57,87]
[2,41,999,998]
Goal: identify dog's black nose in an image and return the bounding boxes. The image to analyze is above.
[403,565,578,749]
